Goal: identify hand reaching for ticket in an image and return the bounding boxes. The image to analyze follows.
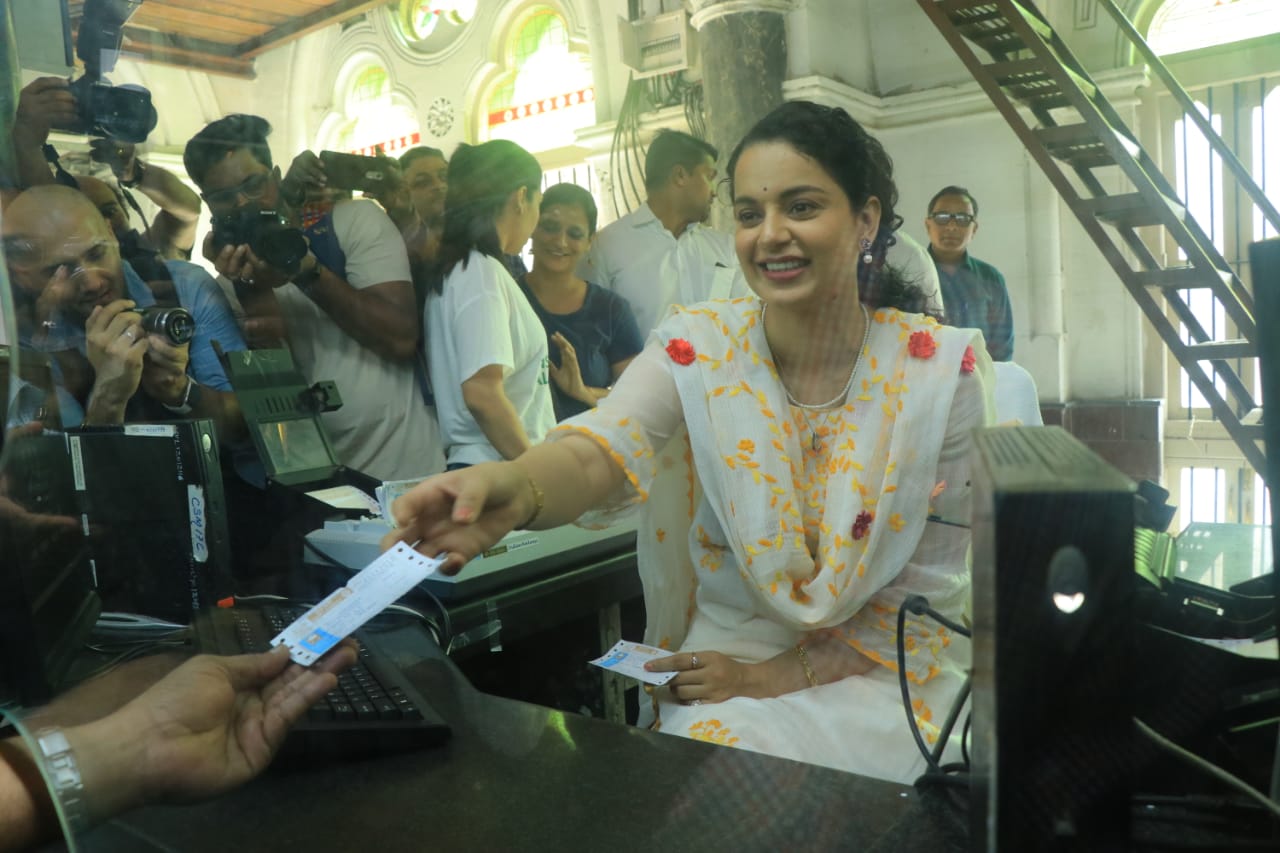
[272,543,445,666]
[379,461,537,575]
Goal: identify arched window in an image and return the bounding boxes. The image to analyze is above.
[1148,0,1280,56]
[484,6,595,151]
[326,57,422,157]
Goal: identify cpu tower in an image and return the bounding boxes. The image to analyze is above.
[970,426,1136,851]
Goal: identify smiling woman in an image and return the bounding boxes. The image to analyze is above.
[387,100,996,783]
[518,182,643,420]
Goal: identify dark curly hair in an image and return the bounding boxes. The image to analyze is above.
[183,114,274,188]
[432,140,541,291]
[726,101,936,316]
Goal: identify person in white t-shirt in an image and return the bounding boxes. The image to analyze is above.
[424,140,554,468]
[580,129,749,336]
[184,115,444,482]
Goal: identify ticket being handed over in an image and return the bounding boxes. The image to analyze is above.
[272,542,445,666]
[589,640,679,686]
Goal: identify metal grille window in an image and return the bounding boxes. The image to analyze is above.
[1149,7,1280,531]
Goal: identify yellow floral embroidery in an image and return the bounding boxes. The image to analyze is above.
[689,719,740,747]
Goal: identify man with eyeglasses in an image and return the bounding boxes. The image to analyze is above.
[2,185,246,436]
[925,186,1013,361]
[183,115,444,482]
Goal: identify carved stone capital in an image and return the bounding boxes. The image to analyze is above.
[687,0,797,31]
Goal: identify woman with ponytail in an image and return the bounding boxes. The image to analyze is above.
[424,140,553,468]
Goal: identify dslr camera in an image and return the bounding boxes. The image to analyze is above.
[211,210,310,277]
[65,77,157,144]
[138,307,195,346]
[66,0,158,143]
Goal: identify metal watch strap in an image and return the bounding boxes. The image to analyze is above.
[35,727,92,835]
[162,375,195,414]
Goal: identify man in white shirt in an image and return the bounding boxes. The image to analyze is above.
[580,130,748,335]
[184,115,444,482]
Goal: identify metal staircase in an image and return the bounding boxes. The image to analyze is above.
[916,0,1280,480]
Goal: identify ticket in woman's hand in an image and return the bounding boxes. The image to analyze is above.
[272,542,445,666]
[589,640,679,686]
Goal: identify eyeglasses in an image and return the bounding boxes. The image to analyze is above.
[928,212,975,226]
[202,172,272,210]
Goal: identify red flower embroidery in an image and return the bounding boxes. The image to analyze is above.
[908,330,936,359]
[960,345,976,375]
[852,511,874,540]
[666,338,696,365]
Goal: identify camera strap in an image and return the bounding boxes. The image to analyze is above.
[43,145,81,190]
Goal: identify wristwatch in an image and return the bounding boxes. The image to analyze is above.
[293,257,323,296]
[35,727,91,834]
[162,376,198,415]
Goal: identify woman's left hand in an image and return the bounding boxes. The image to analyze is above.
[645,650,769,705]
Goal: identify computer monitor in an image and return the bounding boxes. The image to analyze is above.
[1248,237,1280,649]
[0,354,101,706]
[969,425,1137,851]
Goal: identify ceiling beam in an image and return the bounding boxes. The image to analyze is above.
[120,27,256,78]
[237,0,387,58]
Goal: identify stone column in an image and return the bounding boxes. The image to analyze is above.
[689,0,794,164]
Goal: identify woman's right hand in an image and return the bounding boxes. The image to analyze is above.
[548,332,592,405]
[380,462,536,573]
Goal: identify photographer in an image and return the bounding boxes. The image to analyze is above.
[184,115,444,482]
[2,185,246,439]
[11,78,202,262]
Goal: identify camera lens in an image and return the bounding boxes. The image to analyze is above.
[139,307,196,346]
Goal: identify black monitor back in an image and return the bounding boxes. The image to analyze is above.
[68,420,233,622]
[970,426,1136,851]
[0,424,100,706]
[1248,237,1280,648]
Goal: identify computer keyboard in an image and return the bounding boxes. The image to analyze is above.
[194,604,451,762]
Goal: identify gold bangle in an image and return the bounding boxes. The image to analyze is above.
[519,474,544,529]
[795,644,819,688]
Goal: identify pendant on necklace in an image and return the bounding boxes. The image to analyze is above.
[811,431,820,452]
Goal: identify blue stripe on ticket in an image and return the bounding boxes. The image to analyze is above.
[299,627,341,656]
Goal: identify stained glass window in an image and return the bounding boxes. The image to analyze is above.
[328,59,422,157]
[485,7,595,150]
[394,0,477,53]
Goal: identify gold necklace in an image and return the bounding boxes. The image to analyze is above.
[763,302,871,411]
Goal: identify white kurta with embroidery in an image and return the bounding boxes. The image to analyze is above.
[550,297,992,783]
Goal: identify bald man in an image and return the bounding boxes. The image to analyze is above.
[3,185,246,436]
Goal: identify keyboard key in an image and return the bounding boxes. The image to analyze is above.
[352,701,377,721]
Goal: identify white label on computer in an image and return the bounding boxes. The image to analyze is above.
[188,485,208,563]
[69,436,85,491]
[123,424,177,437]
[271,542,446,666]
